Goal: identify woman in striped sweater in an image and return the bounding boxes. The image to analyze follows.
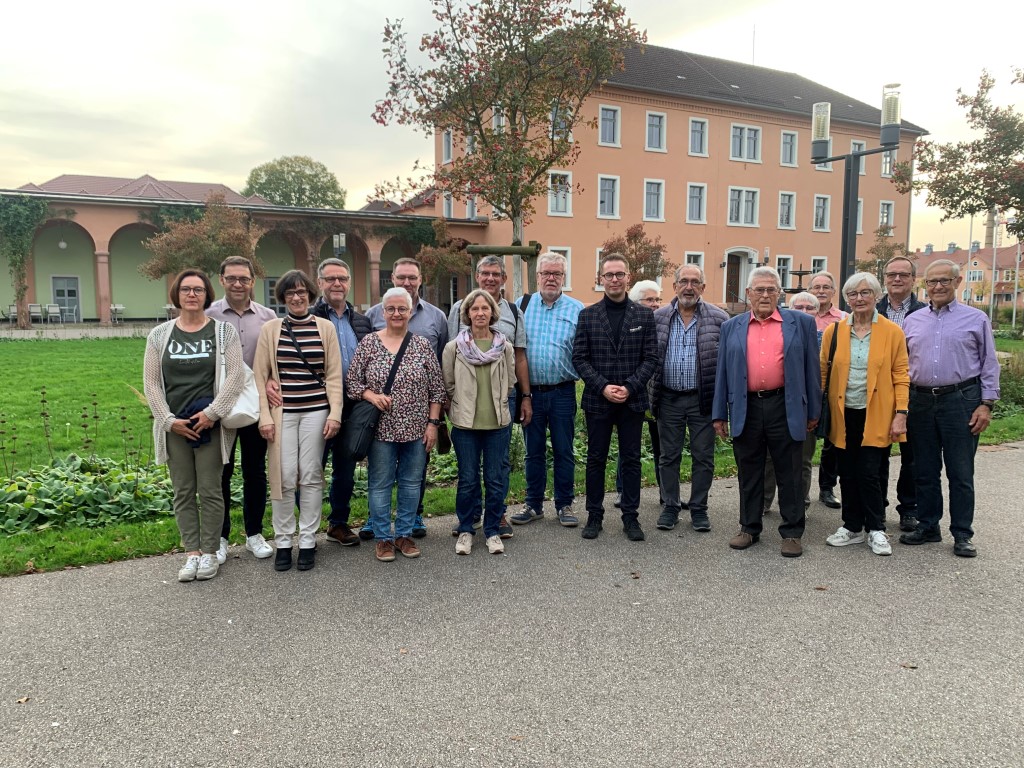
[254,270,343,572]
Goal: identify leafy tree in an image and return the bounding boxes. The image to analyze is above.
[141,193,263,279]
[859,225,913,281]
[600,223,675,285]
[895,68,1024,238]
[373,0,645,296]
[0,194,51,328]
[242,155,347,209]
[418,219,473,290]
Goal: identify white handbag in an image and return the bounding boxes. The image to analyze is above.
[216,321,260,429]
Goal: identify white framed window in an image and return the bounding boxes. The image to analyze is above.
[465,126,476,155]
[547,246,574,291]
[643,179,665,221]
[442,192,453,218]
[727,186,759,227]
[811,257,827,274]
[493,105,506,132]
[856,198,864,234]
[780,131,798,167]
[967,269,984,282]
[879,201,895,234]
[646,111,667,152]
[685,252,704,268]
[730,123,761,162]
[881,149,896,177]
[816,138,833,171]
[852,140,866,174]
[594,247,605,292]
[466,194,476,219]
[551,102,572,141]
[689,118,708,156]
[548,171,572,217]
[599,105,620,147]
[1004,269,1015,281]
[813,194,831,232]
[778,191,796,230]
[686,183,707,224]
[597,175,619,219]
[777,255,792,289]
[442,129,453,164]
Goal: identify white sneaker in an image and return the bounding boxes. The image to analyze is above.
[455,532,473,555]
[196,553,219,580]
[245,533,273,559]
[216,537,229,564]
[868,530,893,556]
[486,535,504,555]
[826,527,867,547]
[177,555,200,582]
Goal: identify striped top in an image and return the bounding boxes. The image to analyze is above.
[277,313,328,412]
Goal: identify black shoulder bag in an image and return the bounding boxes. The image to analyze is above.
[339,333,412,461]
[513,294,532,423]
[814,325,840,440]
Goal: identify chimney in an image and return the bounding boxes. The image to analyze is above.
[970,241,980,253]
[924,243,933,255]
[947,242,957,254]
[984,207,997,249]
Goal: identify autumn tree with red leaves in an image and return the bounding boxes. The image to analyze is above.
[372,0,645,296]
[600,223,674,285]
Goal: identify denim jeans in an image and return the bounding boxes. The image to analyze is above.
[451,426,510,538]
[368,438,427,542]
[524,382,577,510]
[908,382,981,538]
[321,399,358,527]
[220,421,268,538]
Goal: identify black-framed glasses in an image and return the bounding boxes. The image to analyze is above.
[179,286,206,296]
[674,279,703,287]
[222,276,253,285]
[320,275,350,284]
[601,272,627,281]
[884,272,912,280]
[284,289,308,300]
[538,271,564,279]
[384,306,410,316]
[845,289,875,300]
[925,278,953,287]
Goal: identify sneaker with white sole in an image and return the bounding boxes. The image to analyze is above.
[867,530,892,556]
[486,535,505,554]
[826,527,867,547]
[245,533,273,559]
[216,537,229,564]
[455,532,473,555]
[510,505,543,525]
[196,553,219,580]
[556,506,579,527]
[177,555,200,582]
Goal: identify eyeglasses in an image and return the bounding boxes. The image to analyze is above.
[641,297,661,306]
[749,287,779,296]
[477,271,503,280]
[284,290,308,300]
[393,274,420,284]
[222,276,253,286]
[179,286,206,296]
[791,304,817,311]
[320,275,350,284]
[884,272,913,280]
[538,271,564,279]
[674,279,703,287]
[384,306,410,316]
[601,272,627,281]
[925,277,954,287]
[811,285,834,292]
[845,289,875,300]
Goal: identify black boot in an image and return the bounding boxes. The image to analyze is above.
[623,516,645,542]
[581,514,603,540]
[274,547,293,571]
[297,547,316,571]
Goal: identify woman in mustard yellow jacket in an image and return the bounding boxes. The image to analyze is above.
[821,272,909,556]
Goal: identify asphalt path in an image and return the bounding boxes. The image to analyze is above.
[3,443,1022,768]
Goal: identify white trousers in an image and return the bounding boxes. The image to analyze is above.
[271,409,326,549]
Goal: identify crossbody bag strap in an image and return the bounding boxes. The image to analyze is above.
[283,319,327,388]
[382,332,413,396]
[821,323,840,397]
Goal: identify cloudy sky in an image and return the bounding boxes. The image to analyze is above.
[2,0,1021,250]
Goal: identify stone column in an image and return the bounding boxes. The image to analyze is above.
[95,249,112,324]
[368,247,382,306]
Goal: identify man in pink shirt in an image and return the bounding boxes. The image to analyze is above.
[809,270,846,509]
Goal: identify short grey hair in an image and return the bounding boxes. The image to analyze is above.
[537,251,568,273]
[318,257,351,279]
[789,291,819,310]
[382,286,413,309]
[925,259,961,278]
[810,270,838,290]
[475,255,506,276]
[674,264,705,284]
[746,266,782,290]
[629,280,662,302]
[843,272,883,299]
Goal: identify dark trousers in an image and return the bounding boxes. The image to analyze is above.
[819,438,839,491]
[836,408,887,533]
[220,422,268,539]
[879,439,917,514]
[656,390,715,515]
[615,418,661,501]
[584,405,644,520]
[733,394,805,539]
[323,399,358,527]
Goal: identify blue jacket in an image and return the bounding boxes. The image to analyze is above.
[712,309,822,441]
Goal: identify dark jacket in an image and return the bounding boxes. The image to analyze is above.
[572,298,658,414]
[876,293,927,321]
[651,298,729,417]
[311,299,372,341]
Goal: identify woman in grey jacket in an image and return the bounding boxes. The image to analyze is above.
[442,289,517,556]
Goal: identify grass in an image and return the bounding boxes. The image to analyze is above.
[0,336,1019,577]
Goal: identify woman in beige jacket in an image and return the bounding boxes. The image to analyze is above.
[442,289,517,556]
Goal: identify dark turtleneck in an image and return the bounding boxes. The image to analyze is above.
[603,294,628,342]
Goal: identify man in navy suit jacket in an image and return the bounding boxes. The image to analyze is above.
[572,254,658,541]
[712,267,822,557]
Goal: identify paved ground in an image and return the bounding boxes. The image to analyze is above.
[2,444,1022,768]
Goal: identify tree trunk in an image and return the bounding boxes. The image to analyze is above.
[511,214,525,300]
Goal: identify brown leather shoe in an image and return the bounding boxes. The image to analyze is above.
[394,536,421,558]
[781,538,803,558]
[375,540,396,562]
[326,522,360,546]
[729,531,759,550]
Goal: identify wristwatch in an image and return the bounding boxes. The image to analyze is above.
[981,400,995,409]
[896,409,908,415]
[427,418,442,426]
[521,392,533,398]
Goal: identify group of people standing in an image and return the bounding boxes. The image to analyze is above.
[144,249,1000,582]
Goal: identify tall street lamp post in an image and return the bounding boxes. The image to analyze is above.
[811,85,903,305]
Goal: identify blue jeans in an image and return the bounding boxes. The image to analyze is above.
[367,438,427,542]
[451,426,510,538]
[524,382,577,510]
[323,400,359,527]
[908,381,981,538]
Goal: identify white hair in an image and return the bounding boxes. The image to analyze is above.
[382,286,413,308]
[842,272,882,299]
[628,280,662,302]
[746,266,782,290]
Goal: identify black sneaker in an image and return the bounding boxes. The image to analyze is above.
[953,537,978,558]
[581,516,603,540]
[623,518,645,542]
[655,510,678,530]
[411,515,427,539]
[898,515,919,532]
[498,515,514,539]
[297,547,316,571]
[899,527,942,545]
[690,513,712,532]
[274,547,293,572]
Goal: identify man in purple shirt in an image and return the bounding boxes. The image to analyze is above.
[900,259,1000,557]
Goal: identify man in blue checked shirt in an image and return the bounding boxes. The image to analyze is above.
[509,252,584,528]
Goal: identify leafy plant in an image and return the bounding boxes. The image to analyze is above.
[0,194,52,328]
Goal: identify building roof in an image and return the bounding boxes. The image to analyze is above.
[913,245,1023,272]
[17,174,273,206]
[360,199,402,212]
[605,45,927,135]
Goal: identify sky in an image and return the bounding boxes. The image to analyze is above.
[2,0,1022,251]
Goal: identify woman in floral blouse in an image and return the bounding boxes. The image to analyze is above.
[346,287,446,562]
